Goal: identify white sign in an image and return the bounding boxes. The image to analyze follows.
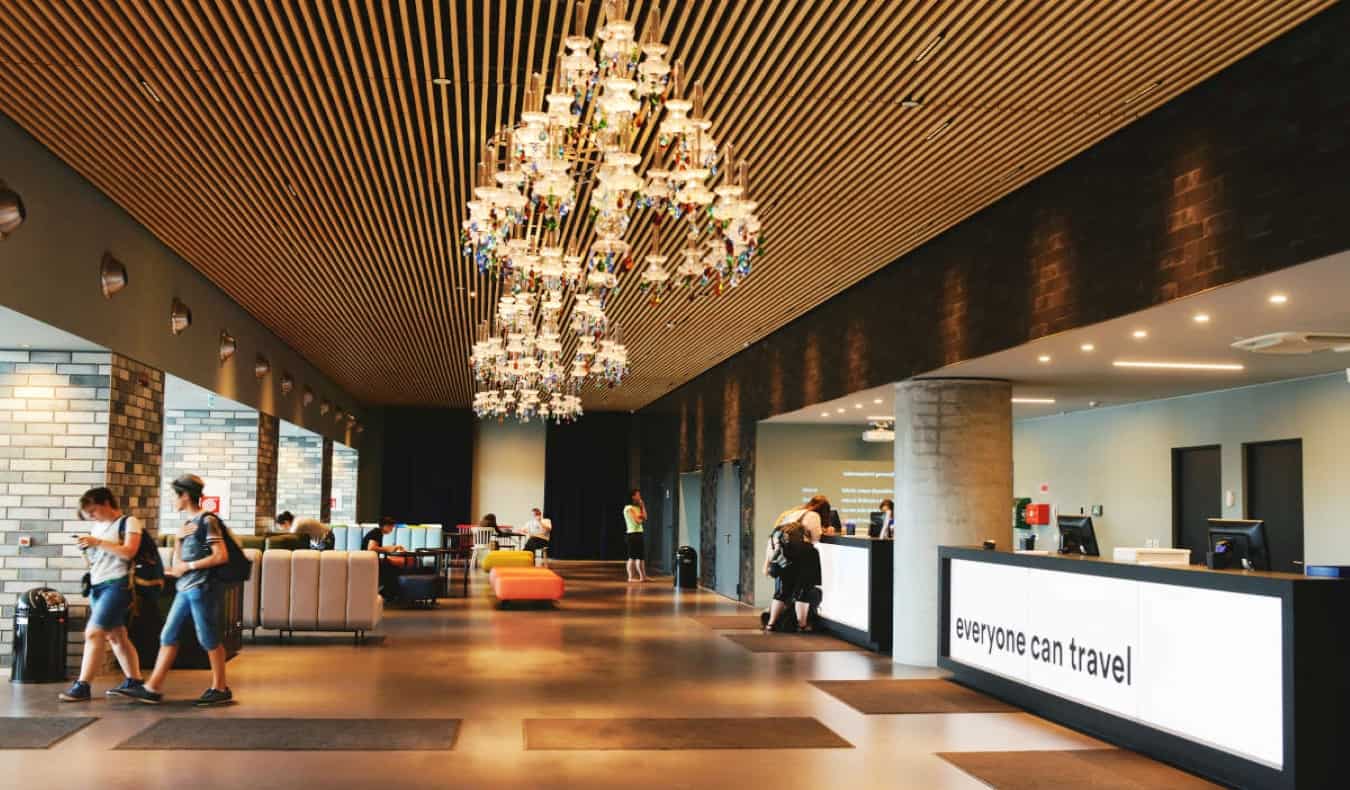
[948,558,1284,768]
[200,477,231,521]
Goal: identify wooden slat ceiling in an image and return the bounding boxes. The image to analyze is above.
[0,1,1333,410]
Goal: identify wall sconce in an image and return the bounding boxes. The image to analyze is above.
[254,354,271,379]
[218,331,236,363]
[99,253,128,298]
[169,298,192,335]
[0,184,25,240]
[280,373,294,396]
[302,387,314,407]
[319,399,331,416]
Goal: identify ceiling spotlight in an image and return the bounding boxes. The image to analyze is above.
[854,403,862,409]
[253,354,271,379]
[1193,313,1211,324]
[1268,293,1288,305]
[1089,400,1102,408]
[664,320,676,329]
[1011,397,1056,404]
[1113,360,1244,371]
[1132,329,1148,339]
[836,407,846,413]
[1123,79,1163,105]
[432,77,451,86]
[280,373,294,396]
[914,30,946,63]
[137,79,163,104]
[923,118,954,142]
[99,253,128,298]
[303,387,315,407]
[0,184,27,239]
[1080,343,1095,352]
[873,398,883,404]
[169,298,192,335]
[218,331,237,364]
[320,399,331,416]
[1037,354,1051,363]
[820,412,830,418]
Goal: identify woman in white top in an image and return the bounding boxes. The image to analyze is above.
[522,507,552,554]
[60,487,147,702]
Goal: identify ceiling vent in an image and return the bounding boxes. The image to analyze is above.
[1231,331,1350,355]
[863,418,895,443]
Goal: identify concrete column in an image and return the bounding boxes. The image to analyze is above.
[893,378,1012,667]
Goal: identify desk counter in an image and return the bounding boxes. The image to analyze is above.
[816,534,892,653]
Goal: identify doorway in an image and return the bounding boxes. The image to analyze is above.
[1244,439,1304,573]
[714,461,741,601]
[1172,445,1221,564]
[679,471,702,561]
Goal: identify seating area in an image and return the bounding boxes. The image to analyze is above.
[488,566,565,605]
[330,523,444,551]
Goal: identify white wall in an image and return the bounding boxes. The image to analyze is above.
[753,422,894,606]
[1014,372,1350,562]
[471,420,546,529]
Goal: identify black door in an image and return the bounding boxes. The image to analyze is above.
[1245,439,1304,573]
[1173,445,1221,564]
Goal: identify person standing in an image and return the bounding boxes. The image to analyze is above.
[59,488,147,702]
[877,498,895,539]
[123,475,234,706]
[522,507,552,554]
[623,489,648,582]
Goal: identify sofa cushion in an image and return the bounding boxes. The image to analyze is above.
[289,550,321,629]
[491,568,564,601]
[241,548,263,629]
[260,549,292,629]
[481,550,535,571]
[346,551,381,630]
[317,551,349,628]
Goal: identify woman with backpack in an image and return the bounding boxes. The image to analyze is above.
[123,474,236,706]
[762,498,827,632]
[59,488,153,702]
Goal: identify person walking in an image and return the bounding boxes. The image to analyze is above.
[123,475,234,706]
[58,488,148,702]
[623,489,648,582]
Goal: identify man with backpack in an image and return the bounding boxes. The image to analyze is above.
[124,474,243,706]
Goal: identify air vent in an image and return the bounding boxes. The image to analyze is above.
[1231,332,1350,355]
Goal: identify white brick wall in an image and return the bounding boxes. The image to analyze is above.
[160,409,258,532]
[0,350,112,666]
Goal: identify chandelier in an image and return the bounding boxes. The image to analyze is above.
[459,0,763,420]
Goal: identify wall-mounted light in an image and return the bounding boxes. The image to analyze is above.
[0,184,26,240]
[218,331,236,363]
[320,399,331,416]
[169,298,192,335]
[99,253,128,298]
[253,354,271,379]
[302,387,314,407]
[280,373,294,396]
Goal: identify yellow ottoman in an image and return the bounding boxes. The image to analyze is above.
[481,550,535,571]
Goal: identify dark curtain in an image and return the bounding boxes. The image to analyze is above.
[380,407,473,528]
[545,413,632,559]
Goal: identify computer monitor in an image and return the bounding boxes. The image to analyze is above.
[1206,519,1271,571]
[1057,515,1100,557]
[827,509,843,531]
[868,511,884,538]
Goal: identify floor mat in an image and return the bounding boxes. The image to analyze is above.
[810,679,1019,714]
[0,717,96,749]
[524,717,852,750]
[687,614,764,630]
[721,632,860,653]
[938,749,1221,788]
[116,718,460,751]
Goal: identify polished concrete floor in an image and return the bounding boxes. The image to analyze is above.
[0,562,1104,788]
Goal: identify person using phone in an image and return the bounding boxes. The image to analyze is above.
[623,489,648,582]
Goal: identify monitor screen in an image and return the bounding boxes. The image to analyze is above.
[1206,518,1271,571]
[1057,514,1100,557]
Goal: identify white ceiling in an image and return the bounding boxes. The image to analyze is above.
[0,305,104,352]
[164,373,252,413]
[768,250,1350,424]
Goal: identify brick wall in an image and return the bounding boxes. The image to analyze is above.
[160,409,258,533]
[0,349,111,667]
[277,428,323,520]
[330,442,359,524]
[107,354,163,538]
[255,412,279,534]
[319,438,333,523]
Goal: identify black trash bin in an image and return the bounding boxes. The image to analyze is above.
[675,546,698,589]
[11,587,69,684]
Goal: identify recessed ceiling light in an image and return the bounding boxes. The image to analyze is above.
[1037,354,1051,363]
[854,403,862,409]
[914,30,946,62]
[820,412,830,418]
[1113,360,1244,371]
[1193,313,1211,323]
[1123,79,1163,105]
[873,398,883,404]
[1269,293,1288,305]
[1080,343,1095,352]
[866,415,891,421]
[20,343,30,349]
[836,407,846,413]
[1012,397,1056,404]
[468,290,477,297]
[1132,329,1148,339]
[432,77,451,86]
[137,79,163,104]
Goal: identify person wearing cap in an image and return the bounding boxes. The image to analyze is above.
[122,474,235,706]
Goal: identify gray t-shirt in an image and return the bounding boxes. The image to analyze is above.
[176,514,224,591]
[88,516,142,585]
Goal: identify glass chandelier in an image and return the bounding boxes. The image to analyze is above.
[460,0,763,419]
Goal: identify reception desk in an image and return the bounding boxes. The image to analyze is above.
[816,534,892,653]
[939,546,1350,789]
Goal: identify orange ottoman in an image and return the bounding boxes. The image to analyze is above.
[490,567,565,603]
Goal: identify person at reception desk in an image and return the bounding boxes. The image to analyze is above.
[762,516,822,632]
[877,499,895,539]
[794,495,829,542]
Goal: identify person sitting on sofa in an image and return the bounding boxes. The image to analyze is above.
[275,511,294,531]
[364,517,407,597]
[291,516,333,550]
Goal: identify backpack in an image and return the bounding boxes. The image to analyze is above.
[118,516,165,584]
[194,514,254,583]
[767,509,808,577]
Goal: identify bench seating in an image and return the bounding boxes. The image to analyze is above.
[489,566,565,602]
[481,549,534,571]
[260,549,382,641]
[331,523,442,552]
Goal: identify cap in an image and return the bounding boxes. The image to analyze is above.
[171,474,205,498]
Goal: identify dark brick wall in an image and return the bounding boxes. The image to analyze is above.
[639,5,1350,601]
[319,438,333,524]
[255,413,279,534]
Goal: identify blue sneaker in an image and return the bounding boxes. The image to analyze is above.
[122,684,164,705]
[106,677,144,698]
[58,681,91,702]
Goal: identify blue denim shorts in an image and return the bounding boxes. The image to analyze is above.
[88,578,132,630]
[160,585,221,650]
